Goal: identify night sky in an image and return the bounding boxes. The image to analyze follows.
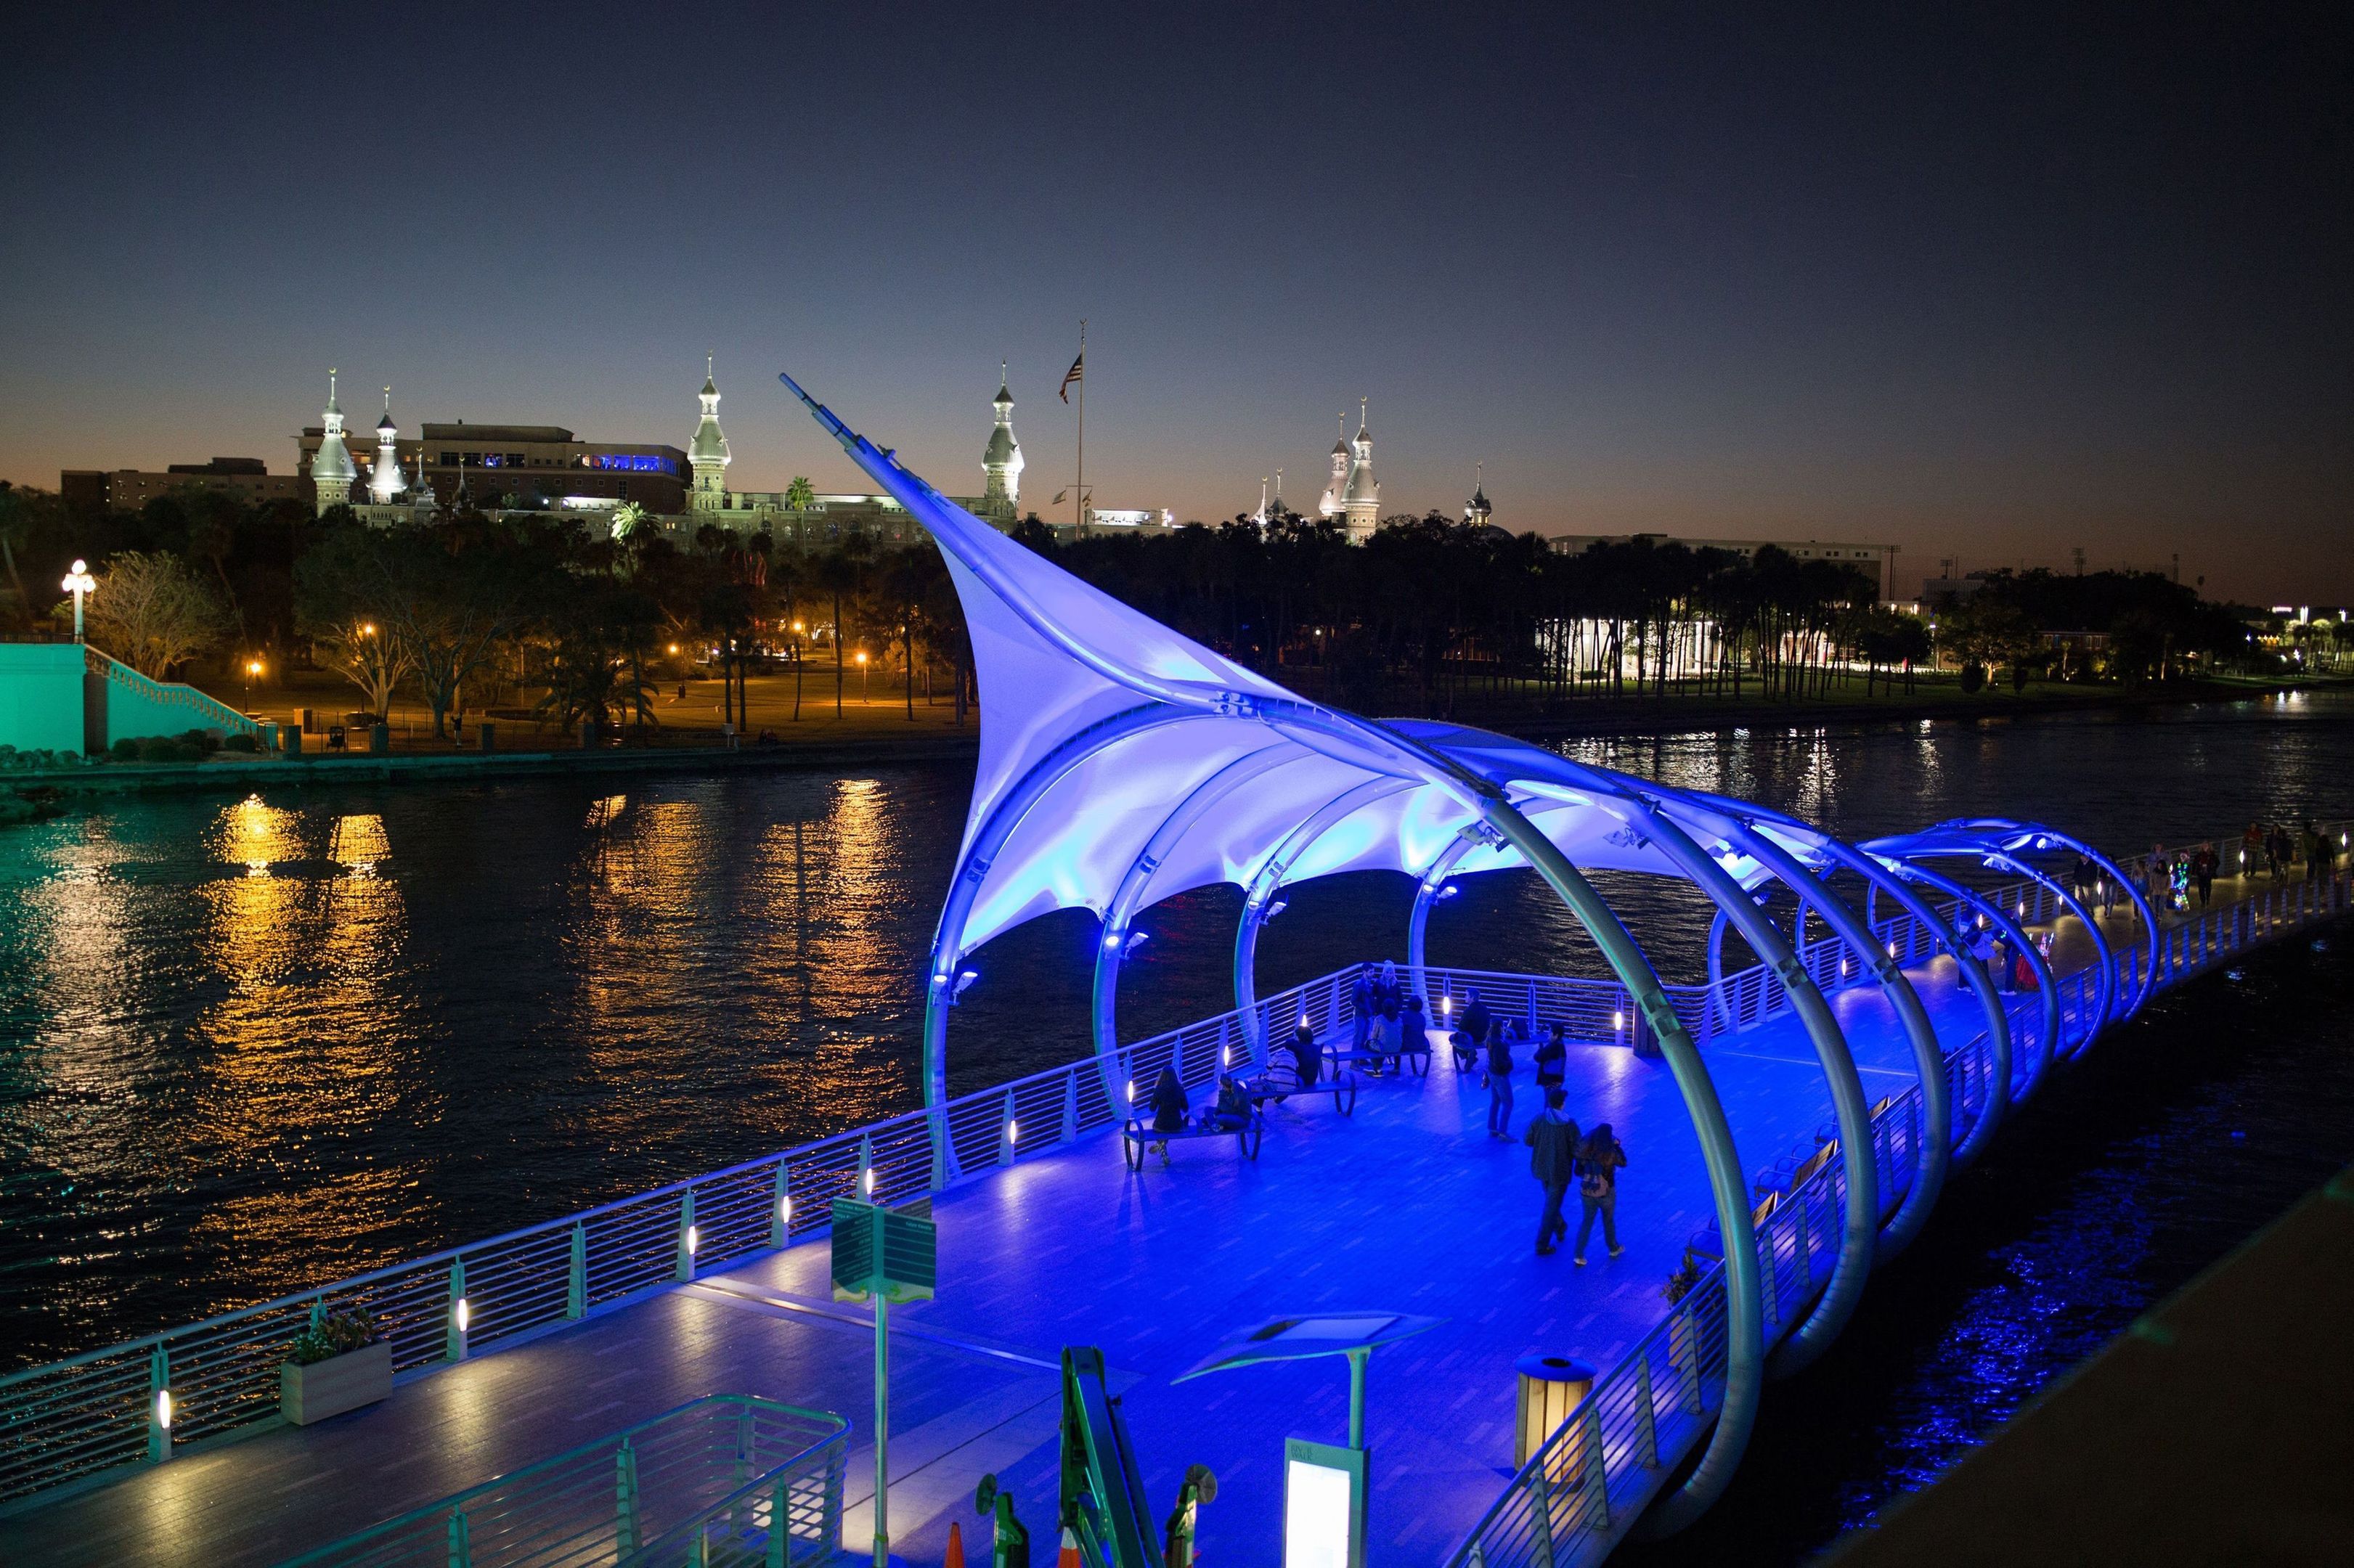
[4,4,2347,603]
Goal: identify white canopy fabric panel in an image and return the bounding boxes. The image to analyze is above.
[779,375,1844,964]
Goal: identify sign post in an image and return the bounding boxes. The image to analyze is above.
[832,1196,937,1568]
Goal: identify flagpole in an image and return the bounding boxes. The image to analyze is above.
[1075,319,1086,534]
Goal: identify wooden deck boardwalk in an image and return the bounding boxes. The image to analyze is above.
[4,864,2325,1566]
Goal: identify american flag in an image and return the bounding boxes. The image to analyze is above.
[1059,352,1084,403]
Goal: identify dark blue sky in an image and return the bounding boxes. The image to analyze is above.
[4,3,2347,601]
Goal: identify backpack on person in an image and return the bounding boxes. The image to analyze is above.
[1579,1156,1610,1200]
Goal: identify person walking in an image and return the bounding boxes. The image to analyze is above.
[2241,822,2265,881]
[1572,1124,1628,1265]
[1485,1028,1516,1138]
[2306,822,2326,884]
[2193,843,2216,909]
[1349,965,1374,1052]
[1523,1091,1581,1255]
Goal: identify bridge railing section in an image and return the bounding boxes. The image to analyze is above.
[280,1395,847,1567]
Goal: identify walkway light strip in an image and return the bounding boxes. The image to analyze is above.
[455,1298,471,1333]
[155,1389,172,1430]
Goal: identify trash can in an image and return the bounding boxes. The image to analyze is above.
[282,726,303,756]
[478,722,497,754]
[370,724,390,756]
[1514,1354,1596,1468]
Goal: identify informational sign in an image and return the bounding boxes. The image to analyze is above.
[830,1197,937,1304]
[1283,1438,1367,1568]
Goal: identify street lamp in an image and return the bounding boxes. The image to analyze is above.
[61,560,95,642]
[243,658,263,704]
[857,649,869,701]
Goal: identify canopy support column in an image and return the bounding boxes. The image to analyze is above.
[920,704,1181,1185]
[1406,828,1488,1007]
[1091,748,1292,1071]
[1234,780,1416,1061]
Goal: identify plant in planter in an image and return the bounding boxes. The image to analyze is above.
[1661,1251,1709,1416]
[281,1306,392,1426]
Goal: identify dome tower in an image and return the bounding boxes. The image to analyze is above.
[688,355,730,513]
[311,368,357,515]
[1341,399,1380,544]
[368,388,408,504]
[1318,412,1350,522]
[982,363,1023,523]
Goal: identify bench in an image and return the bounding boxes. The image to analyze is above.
[1120,1108,1264,1170]
[1239,1058,1359,1118]
[1324,1026,1431,1081]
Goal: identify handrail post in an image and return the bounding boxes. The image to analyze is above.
[446,1258,469,1363]
[675,1188,698,1282]
[447,1506,471,1568]
[771,1163,792,1251]
[616,1437,641,1556]
[147,1344,170,1464]
[1060,1071,1078,1143]
[998,1091,1017,1167]
[1578,1401,1610,1527]
[567,1224,587,1319]
[1634,1355,1659,1468]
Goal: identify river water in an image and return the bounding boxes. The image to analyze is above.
[3,693,2350,1545]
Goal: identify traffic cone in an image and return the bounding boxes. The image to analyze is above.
[944,1520,966,1568]
[1057,1524,1083,1568]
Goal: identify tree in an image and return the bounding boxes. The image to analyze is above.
[84,551,230,677]
[314,615,412,722]
[783,475,816,513]
[0,482,44,626]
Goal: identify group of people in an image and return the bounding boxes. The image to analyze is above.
[1348,961,1430,1071]
[1524,1096,1629,1262]
[2140,822,2339,915]
[1448,987,1632,1262]
[1958,922,2050,993]
[2237,820,2340,886]
[1139,1063,1253,1164]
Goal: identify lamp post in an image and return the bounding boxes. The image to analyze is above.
[858,649,869,702]
[62,560,95,642]
[243,658,262,706]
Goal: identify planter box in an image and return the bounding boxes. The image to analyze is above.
[280,1342,393,1426]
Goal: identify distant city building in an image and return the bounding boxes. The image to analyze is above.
[1316,401,1381,544]
[1552,533,1892,598]
[60,457,308,512]
[295,385,691,515]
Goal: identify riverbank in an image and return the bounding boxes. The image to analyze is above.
[4,673,2334,800]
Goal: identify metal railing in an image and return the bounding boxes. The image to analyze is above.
[280,1395,847,1568]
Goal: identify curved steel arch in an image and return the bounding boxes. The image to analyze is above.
[1804,842,2015,1167]
[1233,777,1422,1063]
[1711,821,1951,1273]
[1876,857,2060,1105]
[1405,825,1498,1008]
[1936,818,2159,1019]
[919,702,1189,1176]
[1090,746,1297,1081]
[1873,832,2119,1061]
[1597,797,1882,1376]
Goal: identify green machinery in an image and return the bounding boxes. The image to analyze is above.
[974,1347,1215,1568]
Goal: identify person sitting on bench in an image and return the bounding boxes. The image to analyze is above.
[1289,1020,1321,1087]
[1210,1073,1251,1131]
